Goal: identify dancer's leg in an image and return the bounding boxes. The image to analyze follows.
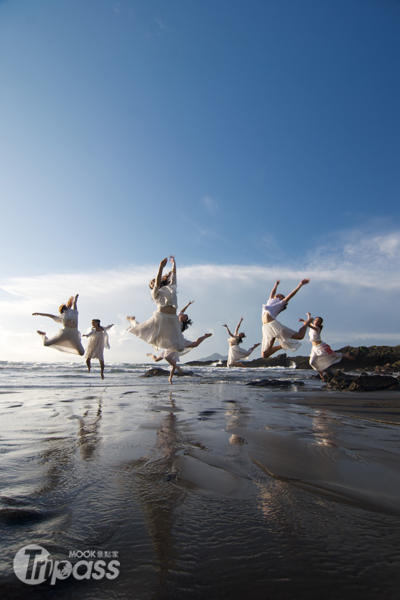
[262,343,282,359]
[100,360,104,380]
[86,358,91,373]
[291,313,312,340]
[185,333,212,348]
[146,353,163,363]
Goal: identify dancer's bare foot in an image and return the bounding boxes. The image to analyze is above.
[147,353,157,362]
[169,368,175,384]
[126,315,135,321]
[37,330,46,336]
[204,333,212,338]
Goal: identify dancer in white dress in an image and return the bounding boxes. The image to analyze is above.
[146,299,196,370]
[33,294,84,356]
[127,257,212,383]
[301,316,354,379]
[222,317,260,367]
[261,279,311,358]
[83,320,114,379]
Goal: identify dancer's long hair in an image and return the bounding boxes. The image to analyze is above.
[59,296,74,314]
[181,318,193,332]
[315,317,324,330]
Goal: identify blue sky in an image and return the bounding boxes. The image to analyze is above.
[0,0,399,363]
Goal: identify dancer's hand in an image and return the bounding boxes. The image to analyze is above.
[300,278,310,286]
[160,257,168,268]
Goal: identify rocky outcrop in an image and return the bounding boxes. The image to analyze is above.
[324,371,400,392]
[247,378,305,387]
[140,367,194,378]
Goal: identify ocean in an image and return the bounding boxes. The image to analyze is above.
[1,361,400,599]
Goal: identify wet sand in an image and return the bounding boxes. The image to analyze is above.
[1,380,400,599]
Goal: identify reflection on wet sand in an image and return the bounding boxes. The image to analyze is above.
[119,393,187,594]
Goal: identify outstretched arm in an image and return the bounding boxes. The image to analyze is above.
[283,278,310,303]
[155,257,168,287]
[180,300,194,315]
[222,323,234,337]
[234,316,243,336]
[269,280,280,299]
[32,312,58,319]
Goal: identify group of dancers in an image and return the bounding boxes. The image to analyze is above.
[32,256,353,382]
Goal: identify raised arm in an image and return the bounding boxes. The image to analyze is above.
[169,255,177,284]
[180,300,194,315]
[73,294,79,310]
[104,324,114,331]
[234,316,244,336]
[155,257,168,287]
[269,280,280,299]
[283,278,310,303]
[222,323,235,337]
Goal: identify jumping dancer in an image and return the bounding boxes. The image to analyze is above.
[83,320,114,379]
[223,317,260,367]
[261,279,311,359]
[32,294,84,356]
[301,316,354,379]
[127,256,212,383]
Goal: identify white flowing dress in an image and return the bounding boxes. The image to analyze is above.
[309,327,342,371]
[227,337,255,367]
[261,298,301,353]
[85,325,113,361]
[127,273,187,352]
[41,309,85,356]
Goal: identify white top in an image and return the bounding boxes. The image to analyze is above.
[262,298,287,320]
[309,326,322,343]
[151,272,178,309]
[228,336,240,346]
[52,308,79,326]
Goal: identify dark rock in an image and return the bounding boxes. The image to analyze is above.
[141,367,169,377]
[141,367,195,378]
[325,372,400,392]
[247,379,305,387]
[348,375,400,392]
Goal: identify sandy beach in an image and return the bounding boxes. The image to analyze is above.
[1,364,400,599]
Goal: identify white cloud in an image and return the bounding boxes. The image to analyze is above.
[1,228,400,363]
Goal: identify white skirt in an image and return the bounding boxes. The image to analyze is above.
[85,331,110,361]
[261,319,301,353]
[128,311,186,352]
[41,327,84,356]
[310,343,342,371]
[227,344,255,367]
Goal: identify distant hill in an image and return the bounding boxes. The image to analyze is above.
[195,352,228,362]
